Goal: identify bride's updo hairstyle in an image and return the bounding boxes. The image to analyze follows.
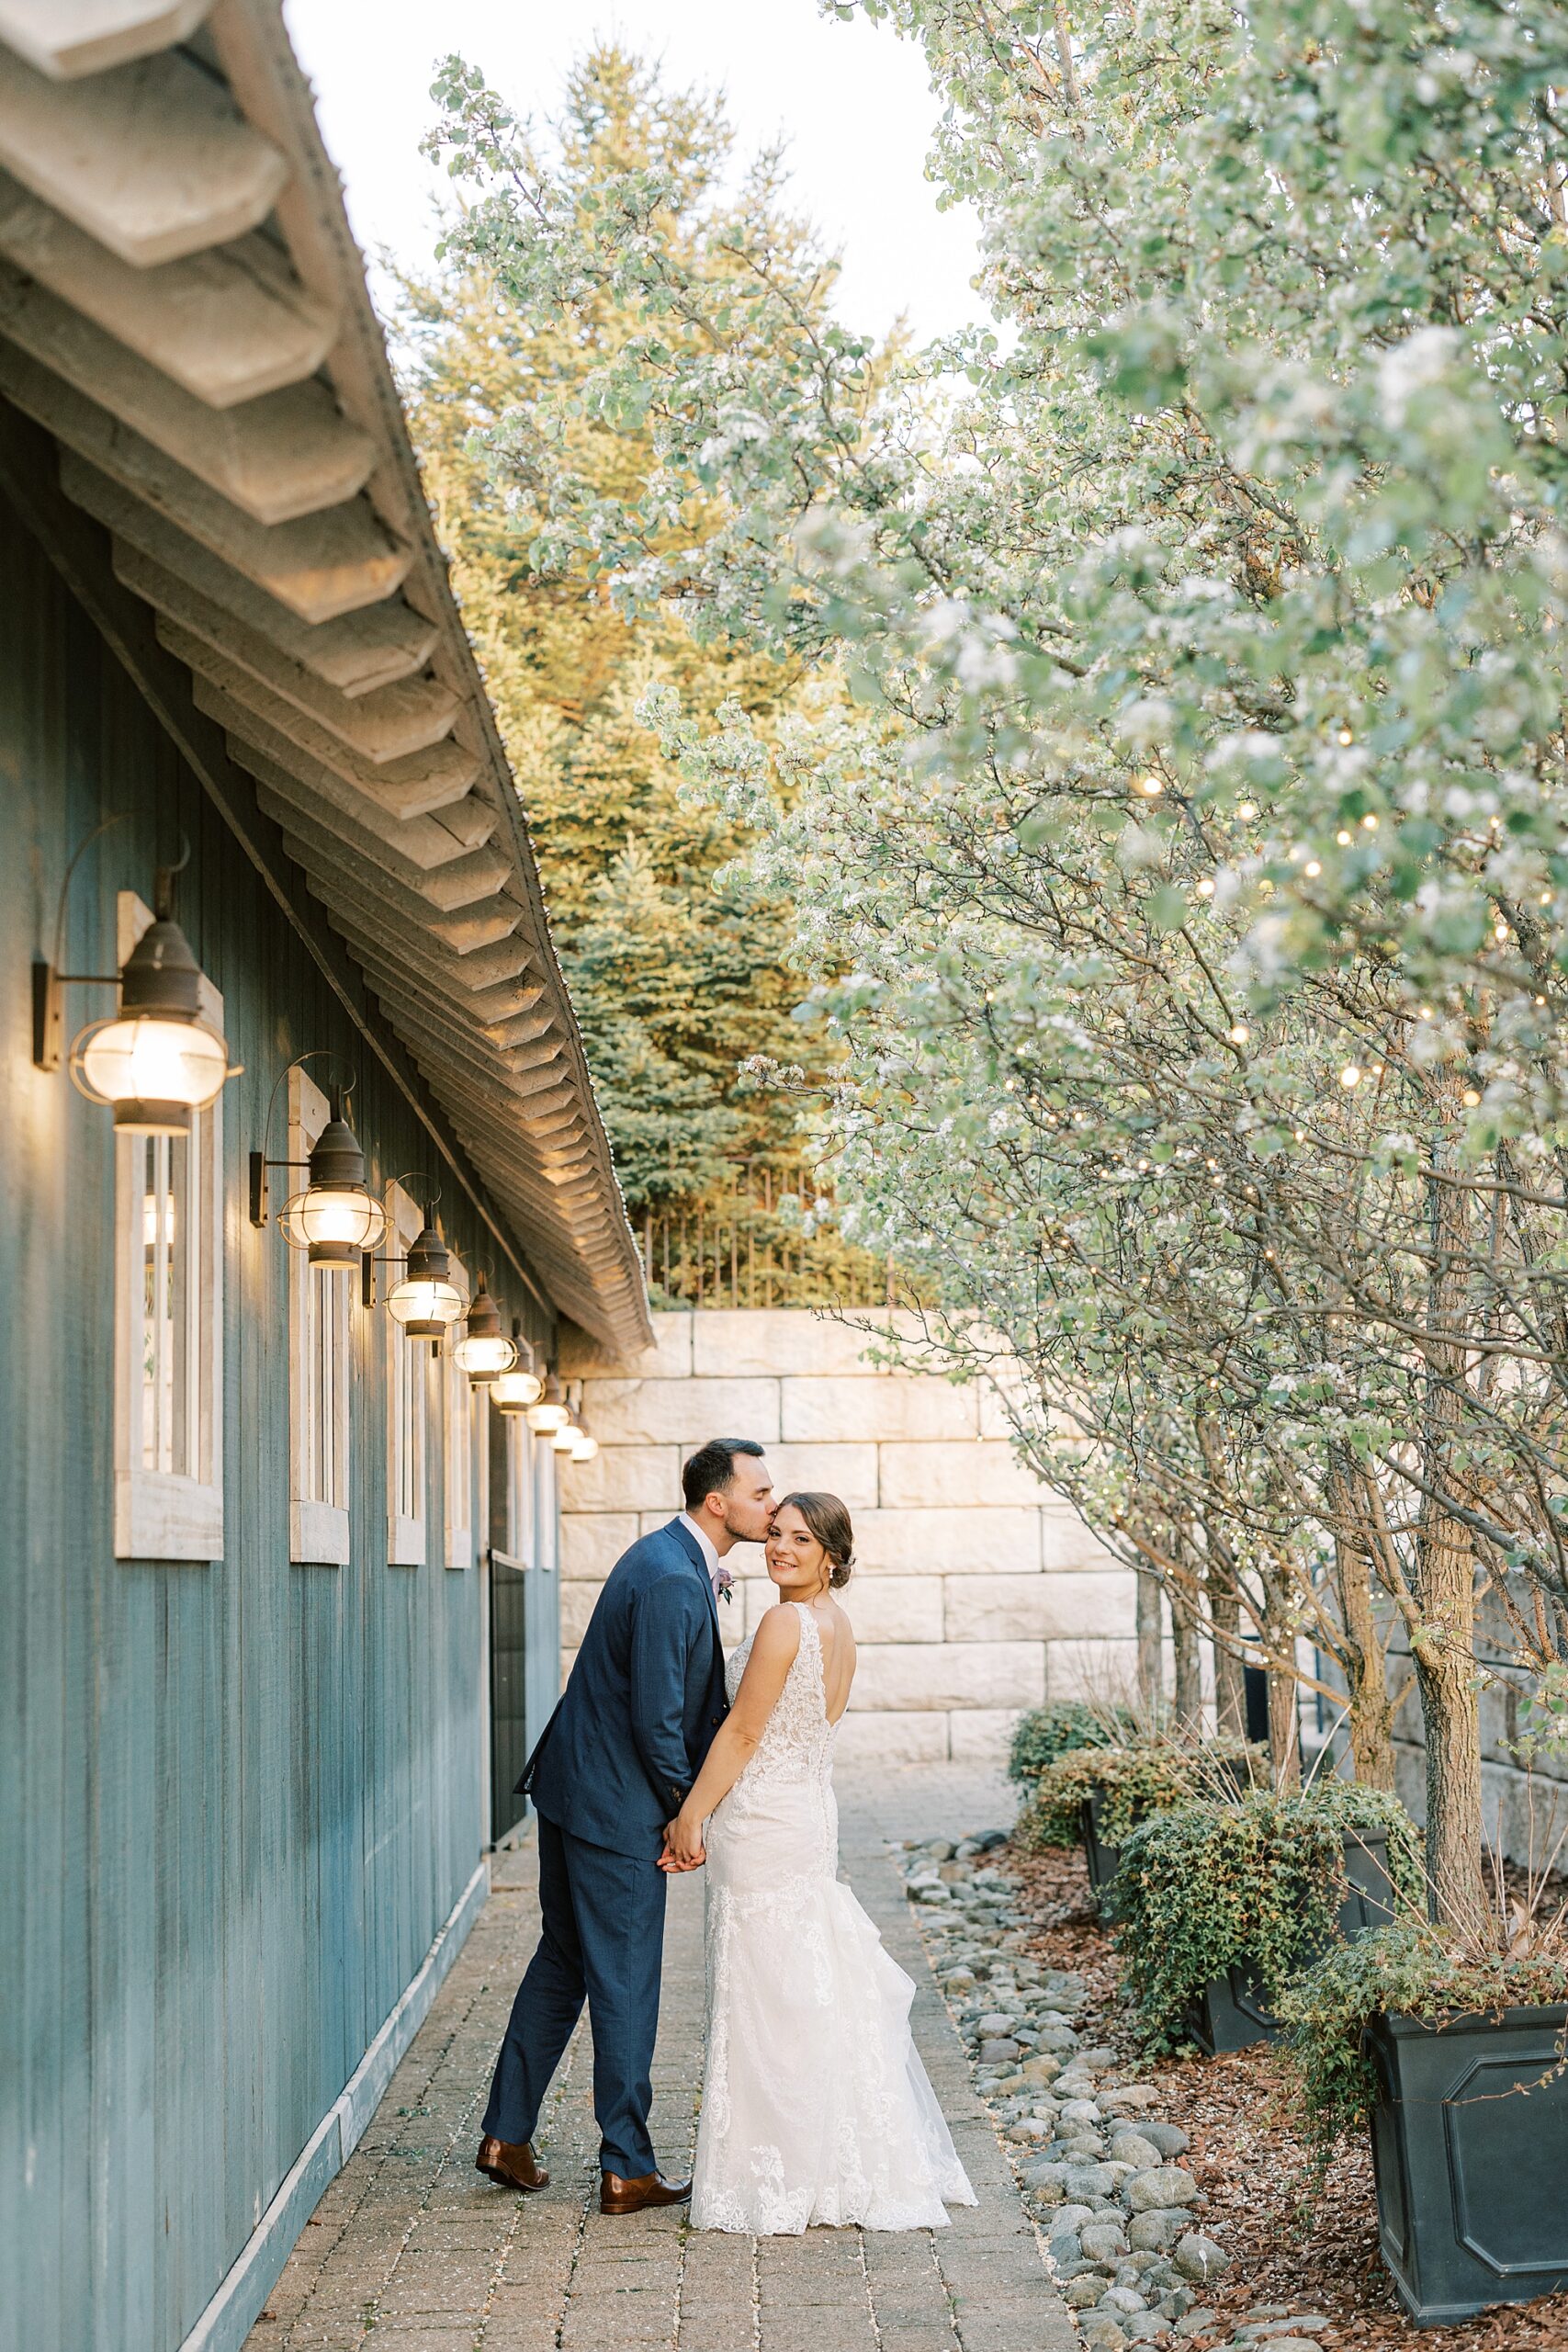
[778,1491,854,1589]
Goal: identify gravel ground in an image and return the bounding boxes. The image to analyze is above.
[999,1839,1568,2352]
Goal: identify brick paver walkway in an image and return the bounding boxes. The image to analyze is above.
[247,1765,1074,2352]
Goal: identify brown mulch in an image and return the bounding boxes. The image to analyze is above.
[1004,1840,1568,2351]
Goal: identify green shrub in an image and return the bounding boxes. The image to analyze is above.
[1277,1925,1568,2171]
[1016,1735,1262,1852]
[1111,1781,1425,2051]
[1007,1702,1135,1785]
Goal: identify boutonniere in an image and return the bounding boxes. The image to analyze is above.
[716,1566,734,1607]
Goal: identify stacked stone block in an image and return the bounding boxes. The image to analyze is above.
[558,1308,1135,1765]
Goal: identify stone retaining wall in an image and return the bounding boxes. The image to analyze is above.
[557,1308,1135,1765]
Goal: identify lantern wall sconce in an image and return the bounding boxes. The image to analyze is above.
[363,1182,465,1343]
[250,1055,387,1266]
[525,1373,571,1436]
[34,821,239,1134]
[451,1276,517,1383]
[492,1322,545,1413]
[568,1430,599,1464]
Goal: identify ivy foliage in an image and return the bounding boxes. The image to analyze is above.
[1018,1736,1262,1852]
[1111,1782,1425,2052]
[1007,1702,1137,1785]
[1277,1926,1568,2172]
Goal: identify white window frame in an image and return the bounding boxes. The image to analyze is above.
[385,1179,427,1566]
[534,1423,558,1575]
[443,1251,474,1568]
[112,892,224,1562]
[288,1067,352,1566]
[505,1413,536,1566]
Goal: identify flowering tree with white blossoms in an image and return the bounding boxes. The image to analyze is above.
[432,0,1568,1920]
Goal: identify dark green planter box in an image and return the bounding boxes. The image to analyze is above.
[1080,1790,1122,1895]
[1367,2003,1568,2324]
[1183,1831,1395,2055]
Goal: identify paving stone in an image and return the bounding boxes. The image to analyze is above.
[249,1762,1067,2352]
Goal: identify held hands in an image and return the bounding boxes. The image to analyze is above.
[659,1810,705,1872]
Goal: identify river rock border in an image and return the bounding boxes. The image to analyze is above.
[901,1831,1235,2352]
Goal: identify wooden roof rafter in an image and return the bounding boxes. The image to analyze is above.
[0,0,651,1357]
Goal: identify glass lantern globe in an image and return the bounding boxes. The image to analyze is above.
[451,1280,517,1382]
[549,1421,581,1454]
[568,1431,599,1464]
[525,1374,570,1435]
[71,915,232,1134]
[277,1099,387,1265]
[386,1222,465,1343]
[492,1366,545,1414]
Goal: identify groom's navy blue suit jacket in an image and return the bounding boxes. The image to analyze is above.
[520,1517,728,1859]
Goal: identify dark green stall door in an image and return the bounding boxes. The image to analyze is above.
[490,1548,559,1840]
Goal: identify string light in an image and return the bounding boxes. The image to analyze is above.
[1228,1023,1249,1045]
[1136,775,1164,797]
[1462,1087,1482,1108]
[1339,1064,1362,1089]
[1361,814,1379,831]
[1303,860,1322,877]
[1336,829,1353,846]
[1337,726,1354,745]
[1196,877,1215,898]
[1236,801,1258,820]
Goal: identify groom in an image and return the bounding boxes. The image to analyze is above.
[476,1436,774,2212]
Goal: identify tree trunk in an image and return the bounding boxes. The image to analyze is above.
[1171,1584,1204,1731]
[1330,1455,1398,1790]
[1135,1566,1163,1714]
[1203,1555,1247,1741]
[1266,1654,1302,1792]
[1416,1115,1486,1930]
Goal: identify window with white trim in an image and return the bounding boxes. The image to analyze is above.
[288,1068,352,1566]
[113,893,223,1562]
[444,1252,474,1567]
[386,1180,427,1566]
[505,1414,535,1565]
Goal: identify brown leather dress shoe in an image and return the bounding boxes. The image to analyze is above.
[476,2136,549,2193]
[599,2168,692,2215]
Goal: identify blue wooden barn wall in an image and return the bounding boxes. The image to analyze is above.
[0,499,556,2352]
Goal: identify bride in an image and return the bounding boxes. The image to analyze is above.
[660,1491,976,2234]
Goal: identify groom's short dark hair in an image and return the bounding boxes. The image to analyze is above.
[682,1438,766,1511]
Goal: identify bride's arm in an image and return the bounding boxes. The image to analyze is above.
[661,1607,802,1869]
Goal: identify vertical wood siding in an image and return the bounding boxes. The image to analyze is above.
[0,499,555,2352]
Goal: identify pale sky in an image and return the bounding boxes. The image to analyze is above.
[282,0,990,346]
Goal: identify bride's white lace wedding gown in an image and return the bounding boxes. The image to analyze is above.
[690,1600,976,2233]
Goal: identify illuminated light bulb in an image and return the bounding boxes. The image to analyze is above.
[493,1365,545,1413]
[1462,1088,1482,1108]
[1337,727,1354,746]
[1236,801,1258,820]
[550,1421,581,1455]
[569,1431,599,1464]
[1303,859,1322,877]
[277,1093,387,1265]
[1294,1128,1306,1141]
[1228,1024,1249,1045]
[1418,1007,1433,1020]
[1495,923,1510,942]
[451,1279,518,1382]
[525,1374,571,1435]
[1336,830,1353,846]
[1136,774,1164,797]
[386,1222,465,1342]
[1339,1064,1362,1089]
[1196,877,1215,899]
[1361,814,1379,830]
[71,914,233,1135]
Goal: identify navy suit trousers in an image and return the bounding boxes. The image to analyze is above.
[481,1812,668,2178]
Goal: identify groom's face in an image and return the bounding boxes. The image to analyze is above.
[718,1453,775,1544]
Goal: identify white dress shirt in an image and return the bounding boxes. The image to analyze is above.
[678,1510,722,1595]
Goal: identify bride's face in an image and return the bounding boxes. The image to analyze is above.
[765,1505,829,1595]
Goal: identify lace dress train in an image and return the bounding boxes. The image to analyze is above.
[691,1603,976,2234]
